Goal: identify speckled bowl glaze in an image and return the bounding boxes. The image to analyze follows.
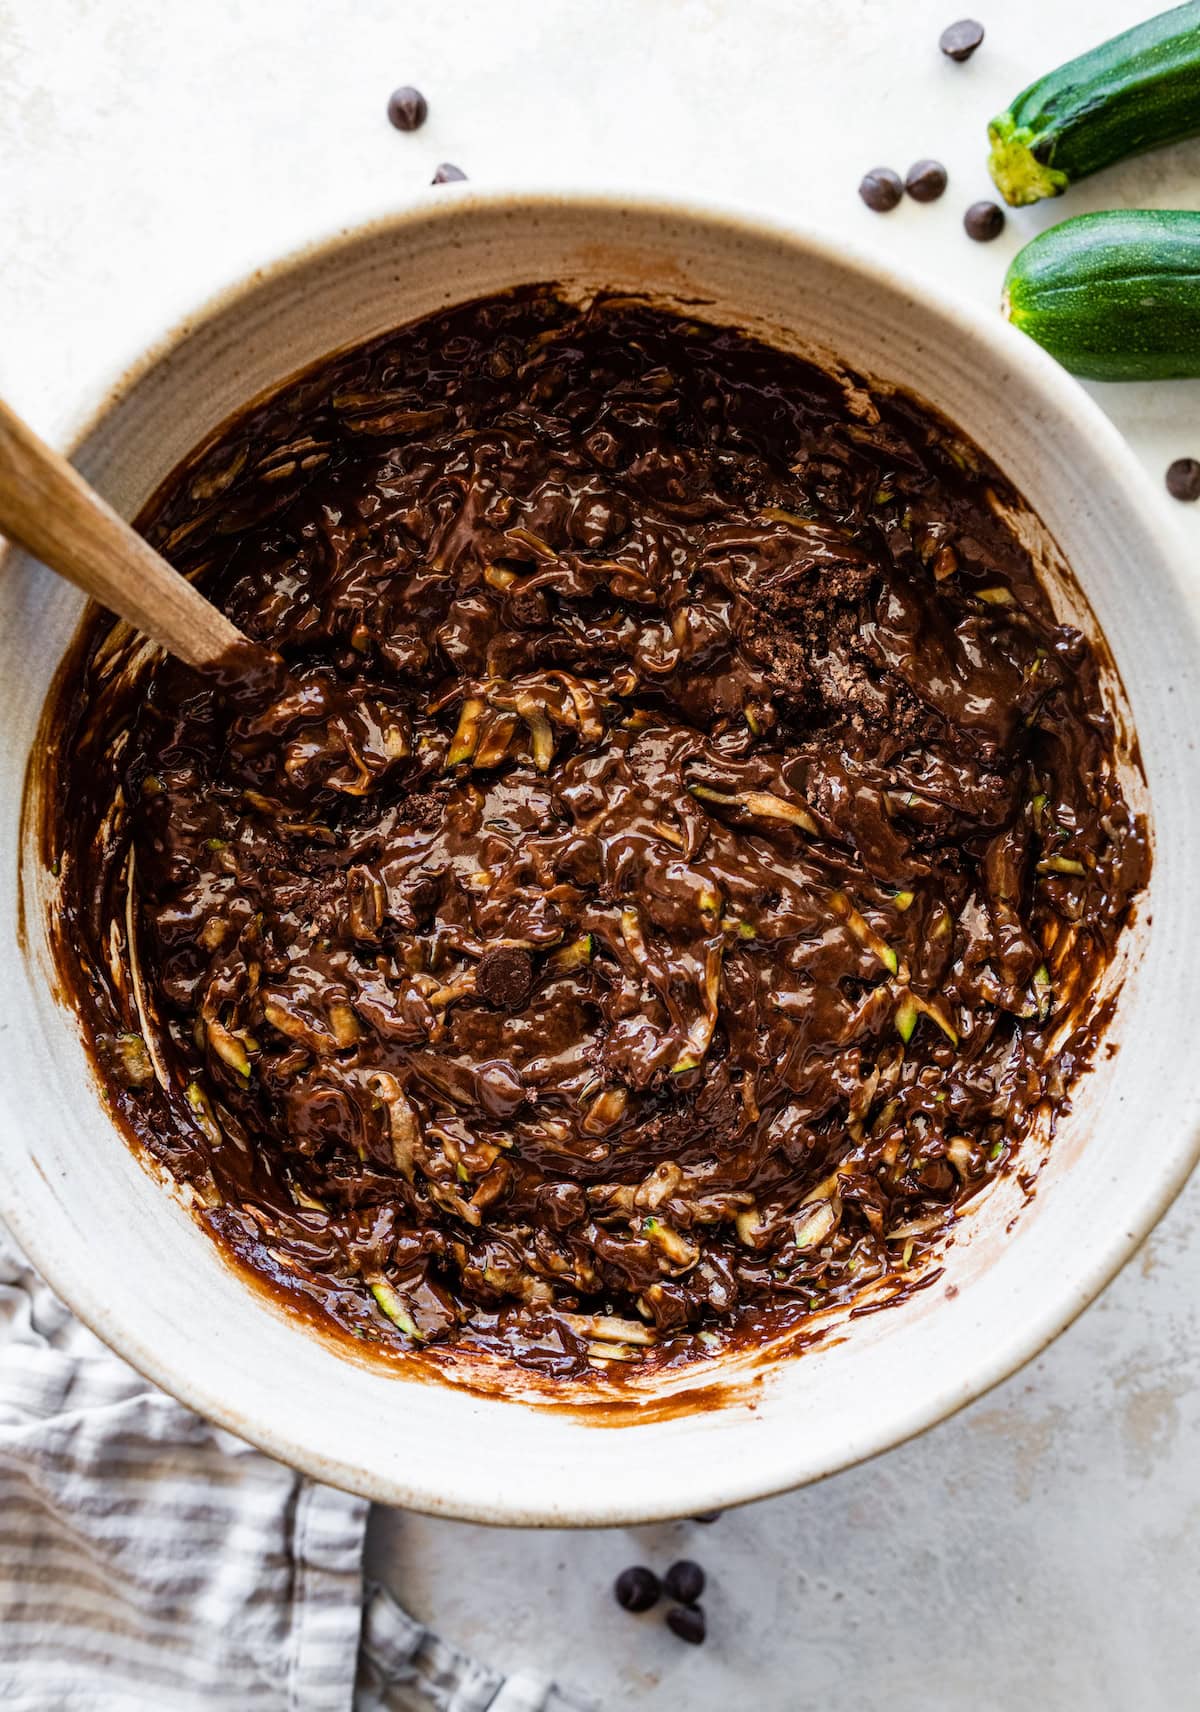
[3,192,1199,1525]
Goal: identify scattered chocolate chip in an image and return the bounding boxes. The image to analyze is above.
[432,162,468,184]
[858,167,904,213]
[664,1560,706,1604]
[666,1604,706,1644]
[476,945,533,1011]
[387,86,428,131]
[1166,457,1200,501]
[964,200,1005,242]
[614,1566,661,1613]
[691,1511,723,1524]
[940,18,985,60]
[905,159,948,203]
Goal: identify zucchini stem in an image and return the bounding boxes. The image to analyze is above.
[987,117,1070,207]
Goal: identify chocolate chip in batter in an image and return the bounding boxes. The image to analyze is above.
[508,587,549,629]
[858,167,904,212]
[905,159,948,203]
[964,200,1005,241]
[387,86,428,131]
[475,1058,526,1117]
[535,1181,587,1230]
[666,1604,706,1644]
[432,162,467,184]
[399,791,444,827]
[614,1566,661,1613]
[1166,457,1200,501]
[476,946,533,1011]
[939,18,984,60]
[663,1560,706,1604]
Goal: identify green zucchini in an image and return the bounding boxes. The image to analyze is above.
[988,3,1200,206]
[1002,210,1200,380]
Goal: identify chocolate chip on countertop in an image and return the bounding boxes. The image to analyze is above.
[1166,457,1200,501]
[666,1604,707,1644]
[964,200,1005,242]
[691,1510,723,1524]
[476,945,533,1011]
[939,18,985,60]
[905,159,948,203]
[858,168,904,213]
[387,86,428,131]
[432,162,468,184]
[663,1560,706,1605]
[614,1566,661,1613]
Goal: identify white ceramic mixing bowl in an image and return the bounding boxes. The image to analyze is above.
[3,192,1199,1525]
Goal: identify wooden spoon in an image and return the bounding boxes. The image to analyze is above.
[0,395,246,670]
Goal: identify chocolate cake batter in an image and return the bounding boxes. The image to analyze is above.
[46,289,1148,1379]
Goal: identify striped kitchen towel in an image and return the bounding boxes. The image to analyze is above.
[0,1223,591,1712]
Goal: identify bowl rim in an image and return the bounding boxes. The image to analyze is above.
[5,185,1200,1523]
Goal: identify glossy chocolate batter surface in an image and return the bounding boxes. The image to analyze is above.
[49,289,1148,1379]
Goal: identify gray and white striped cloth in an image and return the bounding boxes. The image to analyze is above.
[0,1223,592,1712]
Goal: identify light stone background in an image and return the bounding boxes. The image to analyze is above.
[3,2,1199,1707]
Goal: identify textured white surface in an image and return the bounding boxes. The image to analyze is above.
[3,0,1199,1706]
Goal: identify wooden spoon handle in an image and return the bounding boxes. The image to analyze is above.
[0,396,245,670]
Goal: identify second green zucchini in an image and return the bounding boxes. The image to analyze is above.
[1003,209,1200,380]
